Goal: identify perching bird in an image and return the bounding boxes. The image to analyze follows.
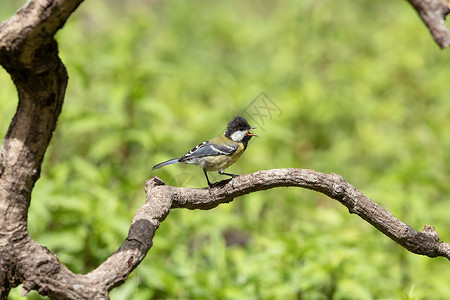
[152,116,257,187]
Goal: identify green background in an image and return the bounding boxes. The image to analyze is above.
[1,0,450,299]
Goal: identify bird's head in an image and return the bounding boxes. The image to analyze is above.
[225,116,257,142]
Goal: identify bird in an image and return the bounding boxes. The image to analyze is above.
[152,116,257,188]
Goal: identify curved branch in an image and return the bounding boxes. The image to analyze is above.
[84,168,449,294]
[8,169,449,298]
[406,0,450,49]
[0,0,83,297]
[142,169,450,259]
[0,0,84,225]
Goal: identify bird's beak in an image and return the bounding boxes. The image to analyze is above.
[247,127,258,137]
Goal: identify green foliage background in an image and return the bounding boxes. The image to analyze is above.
[1,0,450,299]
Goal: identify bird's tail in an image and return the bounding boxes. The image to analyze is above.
[152,158,179,170]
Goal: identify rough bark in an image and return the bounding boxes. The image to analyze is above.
[161,170,450,259]
[0,0,84,298]
[1,0,450,299]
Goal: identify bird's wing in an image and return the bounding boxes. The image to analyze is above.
[179,141,238,161]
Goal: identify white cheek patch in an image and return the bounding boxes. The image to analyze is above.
[230,130,247,142]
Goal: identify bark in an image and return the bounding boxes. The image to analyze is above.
[162,170,450,259]
[1,0,450,299]
[0,0,84,298]
[406,0,450,49]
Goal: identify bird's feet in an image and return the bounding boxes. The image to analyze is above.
[207,181,219,193]
[206,176,237,193]
[218,170,238,188]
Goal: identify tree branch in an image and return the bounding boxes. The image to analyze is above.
[143,169,450,259]
[1,0,450,298]
[78,168,450,296]
[4,169,449,298]
[0,0,83,297]
[406,0,450,49]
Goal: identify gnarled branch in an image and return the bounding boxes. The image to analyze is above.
[0,0,83,298]
[143,169,450,260]
[4,169,450,298]
[83,169,450,296]
[1,0,450,299]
